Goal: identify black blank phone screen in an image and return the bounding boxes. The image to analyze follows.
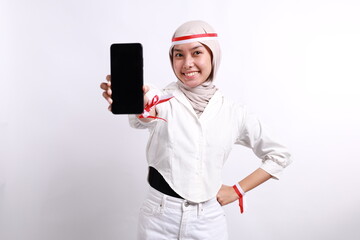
[110,43,144,114]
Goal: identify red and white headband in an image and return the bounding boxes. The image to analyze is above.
[171,33,218,45]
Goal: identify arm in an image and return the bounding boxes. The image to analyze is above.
[217,168,271,206]
[217,107,291,206]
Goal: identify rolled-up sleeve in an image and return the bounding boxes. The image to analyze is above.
[235,108,292,179]
[128,114,159,129]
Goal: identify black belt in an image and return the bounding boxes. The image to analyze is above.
[148,166,183,199]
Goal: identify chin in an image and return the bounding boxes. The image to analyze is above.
[183,81,201,88]
[179,77,205,88]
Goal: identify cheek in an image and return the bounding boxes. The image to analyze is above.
[173,61,182,74]
[200,58,212,73]
[172,65,181,79]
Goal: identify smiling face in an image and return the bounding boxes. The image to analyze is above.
[172,42,213,88]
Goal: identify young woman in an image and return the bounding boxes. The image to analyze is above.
[101,20,291,240]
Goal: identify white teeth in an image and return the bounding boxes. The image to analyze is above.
[184,72,198,77]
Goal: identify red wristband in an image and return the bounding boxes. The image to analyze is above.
[233,184,244,214]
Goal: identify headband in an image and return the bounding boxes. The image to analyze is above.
[171,33,218,46]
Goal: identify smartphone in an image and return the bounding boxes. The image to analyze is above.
[110,43,144,114]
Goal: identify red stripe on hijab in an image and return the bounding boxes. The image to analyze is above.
[172,33,218,42]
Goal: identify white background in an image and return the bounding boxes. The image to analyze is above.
[1,0,360,239]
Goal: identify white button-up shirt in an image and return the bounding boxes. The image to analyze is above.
[129,82,291,203]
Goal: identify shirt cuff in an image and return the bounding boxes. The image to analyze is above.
[260,159,286,180]
[128,114,159,129]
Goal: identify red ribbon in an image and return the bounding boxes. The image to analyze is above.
[233,185,244,214]
[138,95,173,122]
[172,33,218,42]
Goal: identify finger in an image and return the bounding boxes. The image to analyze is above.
[217,198,224,206]
[106,87,112,96]
[143,94,149,107]
[143,85,150,95]
[100,82,109,90]
[102,92,113,105]
[102,91,109,99]
[105,75,112,88]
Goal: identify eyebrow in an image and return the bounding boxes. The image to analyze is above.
[173,45,204,52]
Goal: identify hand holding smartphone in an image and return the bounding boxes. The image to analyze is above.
[110,43,144,114]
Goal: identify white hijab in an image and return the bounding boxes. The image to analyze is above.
[169,20,221,116]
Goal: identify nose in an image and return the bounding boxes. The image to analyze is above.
[183,55,194,69]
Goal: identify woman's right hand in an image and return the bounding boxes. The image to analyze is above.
[100,75,155,119]
[138,85,158,121]
[100,75,113,111]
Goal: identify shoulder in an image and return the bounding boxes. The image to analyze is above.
[144,82,175,99]
[146,82,177,93]
[217,90,247,113]
[163,82,178,92]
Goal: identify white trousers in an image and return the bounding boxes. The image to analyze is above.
[137,187,229,240]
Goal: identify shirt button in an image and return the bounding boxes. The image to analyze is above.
[184,201,190,207]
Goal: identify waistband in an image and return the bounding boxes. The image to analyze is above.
[146,186,219,211]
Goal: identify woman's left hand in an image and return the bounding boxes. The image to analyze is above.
[216,184,239,206]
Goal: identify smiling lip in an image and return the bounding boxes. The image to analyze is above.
[183,71,199,78]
